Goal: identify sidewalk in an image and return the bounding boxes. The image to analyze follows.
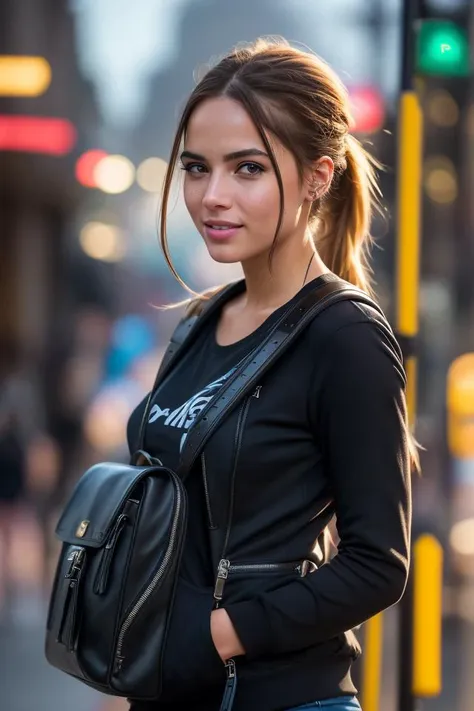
[0,597,103,711]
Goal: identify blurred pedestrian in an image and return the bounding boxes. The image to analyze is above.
[0,381,26,619]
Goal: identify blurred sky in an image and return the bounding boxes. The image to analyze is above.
[70,0,197,126]
[70,0,402,128]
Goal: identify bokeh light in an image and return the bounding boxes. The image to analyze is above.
[93,154,135,194]
[424,155,458,205]
[79,221,125,262]
[0,55,51,96]
[426,89,459,128]
[450,518,474,556]
[348,85,385,134]
[83,389,133,453]
[75,149,108,187]
[136,157,168,192]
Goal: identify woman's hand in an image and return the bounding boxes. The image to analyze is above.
[210,608,246,661]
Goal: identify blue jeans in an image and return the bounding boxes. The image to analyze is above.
[287,697,361,710]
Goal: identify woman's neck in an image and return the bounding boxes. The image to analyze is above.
[240,244,329,313]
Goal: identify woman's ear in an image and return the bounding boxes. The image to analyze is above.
[305,156,334,202]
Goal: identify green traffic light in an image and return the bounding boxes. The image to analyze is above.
[416,21,470,77]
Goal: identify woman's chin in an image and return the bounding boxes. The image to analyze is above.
[205,243,245,265]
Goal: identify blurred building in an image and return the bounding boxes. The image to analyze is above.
[0,0,102,427]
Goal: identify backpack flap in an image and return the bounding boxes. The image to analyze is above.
[55,461,157,548]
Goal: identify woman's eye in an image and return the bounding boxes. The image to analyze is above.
[237,162,264,176]
[182,163,207,174]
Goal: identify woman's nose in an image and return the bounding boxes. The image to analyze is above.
[202,175,232,211]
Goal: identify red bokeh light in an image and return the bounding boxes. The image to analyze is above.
[348,86,386,135]
[75,149,108,188]
[0,115,77,154]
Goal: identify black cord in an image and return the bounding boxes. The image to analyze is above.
[302,252,315,287]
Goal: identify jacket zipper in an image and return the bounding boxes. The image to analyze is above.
[113,474,184,673]
[213,396,251,608]
[214,560,304,603]
[201,453,216,530]
[212,398,250,709]
[202,385,260,534]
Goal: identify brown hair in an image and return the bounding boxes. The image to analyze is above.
[159,37,383,304]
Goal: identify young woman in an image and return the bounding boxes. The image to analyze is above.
[127,37,415,711]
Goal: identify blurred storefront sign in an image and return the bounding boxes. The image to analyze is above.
[0,55,51,96]
[0,115,77,154]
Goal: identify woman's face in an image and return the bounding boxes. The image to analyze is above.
[181,96,310,265]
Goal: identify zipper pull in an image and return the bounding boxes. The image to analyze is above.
[114,654,124,674]
[106,514,128,550]
[252,386,262,399]
[225,658,236,678]
[219,658,237,711]
[65,548,85,580]
[213,559,230,604]
[94,514,128,595]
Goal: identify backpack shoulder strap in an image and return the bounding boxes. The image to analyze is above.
[136,281,245,452]
[178,277,384,477]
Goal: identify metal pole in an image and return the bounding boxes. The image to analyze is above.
[395,1,422,710]
[398,565,416,711]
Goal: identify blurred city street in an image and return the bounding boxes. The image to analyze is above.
[0,618,100,711]
[1,0,474,710]
[0,506,115,711]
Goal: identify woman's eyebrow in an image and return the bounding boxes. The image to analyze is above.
[180,148,269,162]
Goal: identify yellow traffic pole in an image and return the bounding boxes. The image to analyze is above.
[413,535,443,697]
[395,88,423,424]
[360,614,383,711]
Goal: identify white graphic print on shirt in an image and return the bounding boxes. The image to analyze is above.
[148,367,236,451]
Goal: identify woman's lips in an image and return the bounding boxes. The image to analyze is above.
[204,224,243,240]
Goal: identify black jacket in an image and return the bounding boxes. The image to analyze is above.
[127,275,412,711]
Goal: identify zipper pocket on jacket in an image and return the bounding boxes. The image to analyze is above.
[93,513,128,595]
[213,397,251,607]
[201,453,216,530]
[213,560,305,602]
[113,474,184,673]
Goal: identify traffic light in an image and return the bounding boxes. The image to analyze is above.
[416,20,470,77]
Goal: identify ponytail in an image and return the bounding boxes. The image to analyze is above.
[316,134,383,297]
[317,136,421,471]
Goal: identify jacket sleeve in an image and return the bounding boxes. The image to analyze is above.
[224,321,413,660]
